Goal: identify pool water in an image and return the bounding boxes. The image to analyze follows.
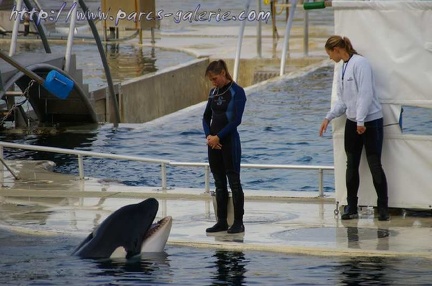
[2,64,432,285]
[0,65,336,193]
[1,229,432,286]
[1,64,430,193]
[0,42,196,91]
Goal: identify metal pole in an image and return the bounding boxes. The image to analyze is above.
[0,50,44,84]
[78,0,121,128]
[23,0,51,53]
[204,165,210,193]
[65,1,78,72]
[10,0,23,57]
[303,0,310,56]
[0,157,19,180]
[318,168,324,197]
[233,0,252,82]
[256,0,262,58]
[161,162,167,190]
[78,154,84,179]
[279,0,298,76]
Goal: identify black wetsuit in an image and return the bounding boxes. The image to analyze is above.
[202,81,246,225]
[202,81,246,175]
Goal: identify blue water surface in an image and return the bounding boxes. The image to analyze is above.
[1,229,432,286]
[0,66,336,193]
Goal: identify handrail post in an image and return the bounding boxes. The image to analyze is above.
[318,168,324,197]
[303,0,310,56]
[78,154,84,180]
[233,0,252,82]
[65,0,78,72]
[161,162,167,190]
[256,0,262,58]
[204,164,210,193]
[0,145,3,183]
[280,0,298,76]
[9,0,23,57]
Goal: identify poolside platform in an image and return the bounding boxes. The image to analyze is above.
[1,160,432,259]
[1,3,431,261]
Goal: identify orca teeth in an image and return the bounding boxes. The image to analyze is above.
[144,217,170,239]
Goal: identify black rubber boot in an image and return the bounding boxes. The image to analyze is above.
[341,197,358,220]
[377,199,390,221]
[206,221,228,233]
[378,208,390,221]
[206,174,229,233]
[227,172,245,233]
[227,219,244,234]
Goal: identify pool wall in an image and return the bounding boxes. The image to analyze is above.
[90,58,210,123]
[89,57,326,123]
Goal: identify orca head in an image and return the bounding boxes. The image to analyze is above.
[72,198,171,259]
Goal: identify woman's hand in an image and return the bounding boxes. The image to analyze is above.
[319,118,330,136]
[207,135,222,149]
[357,126,366,135]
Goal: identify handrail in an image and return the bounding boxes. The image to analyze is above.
[0,141,334,197]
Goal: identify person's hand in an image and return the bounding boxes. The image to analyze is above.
[357,126,366,135]
[319,118,330,136]
[207,135,222,149]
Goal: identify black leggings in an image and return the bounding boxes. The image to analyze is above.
[344,118,388,208]
[208,132,244,220]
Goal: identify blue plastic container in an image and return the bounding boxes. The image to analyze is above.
[43,70,74,99]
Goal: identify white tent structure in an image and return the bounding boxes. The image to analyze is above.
[330,1,432,209]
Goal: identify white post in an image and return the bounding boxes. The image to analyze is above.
[78,154,84,179]
[65,1,78,72]
[10,0,24,57]
[233,0,252,82]
[161,162,167,190]
[279,0,298,76]
[204,164,210,193]
[256,0,262,58]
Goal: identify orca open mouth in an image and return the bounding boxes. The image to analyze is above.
[141,216,173,253]
[72,199,172,259]
[145,216,173,239]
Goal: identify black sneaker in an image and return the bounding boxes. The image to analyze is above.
[227,222,245,234]
[378,208,390,221]
[206,222,228,233]
[341,212,359,220]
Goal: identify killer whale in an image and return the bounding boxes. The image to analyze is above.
[72,198,172,259]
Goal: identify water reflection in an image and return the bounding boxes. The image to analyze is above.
[0,41,195,91]
[206,232,245,243]
[91,253,172,284]
[338,257,392,286]
[105,43,157,82]
[211,250,247,286]
[340,220,390,251]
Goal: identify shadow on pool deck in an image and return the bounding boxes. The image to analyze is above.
[1,160,432,259]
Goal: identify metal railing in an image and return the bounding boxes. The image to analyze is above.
[0,141,334,197]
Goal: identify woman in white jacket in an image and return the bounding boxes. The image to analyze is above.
[319,35,389,221]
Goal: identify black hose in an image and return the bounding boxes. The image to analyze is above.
[22,0,51,53]
[78,0,120,128]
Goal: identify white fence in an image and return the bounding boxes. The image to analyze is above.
[0,141,334,196]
